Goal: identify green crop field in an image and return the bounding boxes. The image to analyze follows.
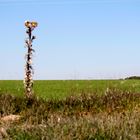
[1,80,140,139]
[0,80,140,99]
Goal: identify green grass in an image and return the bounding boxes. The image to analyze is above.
[0,80,140,99]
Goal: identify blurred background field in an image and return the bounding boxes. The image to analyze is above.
[0,80,140,99]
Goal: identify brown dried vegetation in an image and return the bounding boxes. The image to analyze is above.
[0,89,140,139]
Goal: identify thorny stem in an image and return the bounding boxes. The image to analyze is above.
[24,27,35,99]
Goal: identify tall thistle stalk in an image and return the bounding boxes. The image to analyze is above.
[24,21,38,99]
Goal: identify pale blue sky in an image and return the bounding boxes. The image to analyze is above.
[0,0,139,79]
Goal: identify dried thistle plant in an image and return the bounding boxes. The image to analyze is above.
[24,21,38,99]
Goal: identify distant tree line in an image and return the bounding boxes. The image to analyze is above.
[125,76,140,80]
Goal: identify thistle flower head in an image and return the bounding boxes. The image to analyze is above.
[25,21,38,28]
[32,22,38,28]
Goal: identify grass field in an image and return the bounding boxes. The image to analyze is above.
[0,80,140,139]
[0,80,140,99]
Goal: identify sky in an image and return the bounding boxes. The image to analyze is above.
[0,0,139,80]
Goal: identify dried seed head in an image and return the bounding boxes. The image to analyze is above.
[25,21,32,28]
[31,22,38,28]
[25,21,38,28]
